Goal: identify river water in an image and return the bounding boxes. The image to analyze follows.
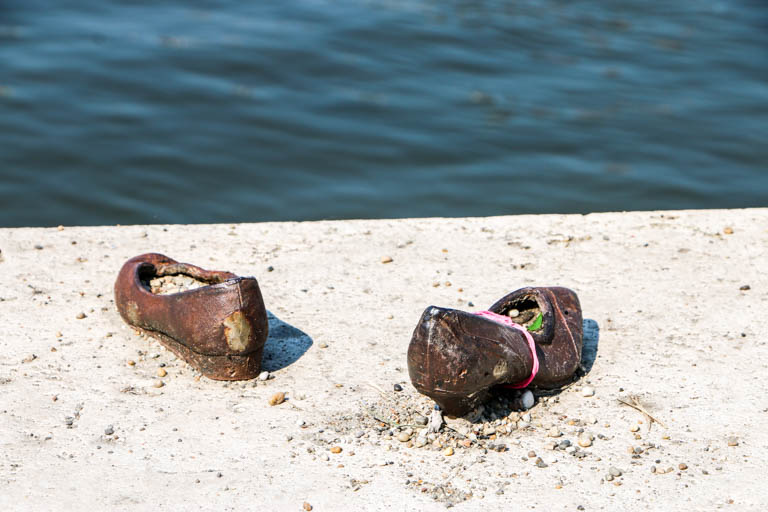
[1,0,766,227]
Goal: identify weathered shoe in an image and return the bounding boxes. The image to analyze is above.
[407,286,582,416]
[114,253,268,380]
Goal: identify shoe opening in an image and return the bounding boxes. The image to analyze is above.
[139,264,223,295]
[499,296,542,330]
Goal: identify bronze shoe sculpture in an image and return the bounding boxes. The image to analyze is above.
[114,253,268,380]
[407,286,582,416]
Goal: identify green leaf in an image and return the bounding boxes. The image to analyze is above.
[527,313,543,331]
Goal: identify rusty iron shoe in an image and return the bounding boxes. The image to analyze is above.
[407,286,583,416]
[114,253,268,380]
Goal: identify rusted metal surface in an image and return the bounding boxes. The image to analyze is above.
[114,253,268,380]
[407,286,583,416]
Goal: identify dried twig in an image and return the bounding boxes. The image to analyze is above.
[617,395,667,429]
[366,382,389,398]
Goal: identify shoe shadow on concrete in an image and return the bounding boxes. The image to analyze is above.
[261,311,313,372]
[580,318,600,375]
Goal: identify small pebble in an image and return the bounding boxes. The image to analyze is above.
[508,309,520,318]
[609,467,622,477]
[76,312,86,319]
[578,434,592,448]
[156,368,167,378]
[318,342,328,349]
[104,425,115,436]
[268,392,285,406]
[258,371,270,381]
[153,380,164,388]
[605,474,614,482]
[528,450,537,458]
[739,285,750,291]
[630,425,640,433]
[581,386,595,397]
[678,463,688,471]
[127,360,136,366]
[355,430,365,438]
[393,383,403,392]
[414,437,427,448]
[443,447,454,456]
[723,227,734,235]
[414,416,428,426]
[381,256,393,264]
[727,437,739,447]
[398,432,411,443]
[650,465,656,474]
[547,427,562,438]
[303,503,313,511]
[519,390,534,410]
[330,446,342,454]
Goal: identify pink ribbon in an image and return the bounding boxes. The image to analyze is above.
[473,310,539,389]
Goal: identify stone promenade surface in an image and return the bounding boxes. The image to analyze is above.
[1,209,766,511]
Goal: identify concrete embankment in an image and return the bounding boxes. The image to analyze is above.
[1,209,766,510]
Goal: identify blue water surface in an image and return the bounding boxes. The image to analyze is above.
[1,0,766,226]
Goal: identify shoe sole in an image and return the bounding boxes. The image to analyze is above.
[135,325,263,380]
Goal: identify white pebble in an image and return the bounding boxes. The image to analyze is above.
[519,390,534,410]
[258,371,270,381]
[581,386,595,397]
[522,413,532,423]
